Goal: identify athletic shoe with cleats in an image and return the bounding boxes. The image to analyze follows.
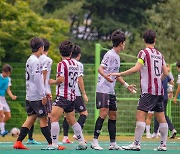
[57,145,66,150]
[151,133,158,138]
[13,141,29,150]
[109,144,124,150]
[1,130,8,137]
[26,139,41,144]
[51,143,66,150]
[91,142,103,150]
[76,143,87,150]
[146,133,152,138]
[62,138,73,144]
[122,142,141,151]
[73,135,87,143]
[41,144,56,150]
[154,144,166,151]
[169,129,177,139]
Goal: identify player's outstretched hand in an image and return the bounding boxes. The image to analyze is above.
[127,84,137,94]
[42,97,47,105]
[11,95,17,100]
[105,74,113,83]
[173,97,177,104]
[46,93,52,100]
[48,79,55,85]
[110,72,121,77]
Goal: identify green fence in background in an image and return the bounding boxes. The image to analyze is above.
[1,45,179,136]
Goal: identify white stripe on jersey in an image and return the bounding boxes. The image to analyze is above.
[26,55,46,101]
[39,54,53,94]
[138,48,166,95]
[56,59,79,101]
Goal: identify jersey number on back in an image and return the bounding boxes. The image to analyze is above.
[69,72,78,88]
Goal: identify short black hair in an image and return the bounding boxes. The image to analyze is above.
[30,37,44,53]
[2,64,12,73]
[71,45,81,58]
[111,30,126,47]
[42,38,50,52]
[176,61,180,68]
[143,29,156,44]
[59,40,73,57]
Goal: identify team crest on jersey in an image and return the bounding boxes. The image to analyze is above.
[39,110,43,114]
[98,101,101,106]
[80,106,84,110]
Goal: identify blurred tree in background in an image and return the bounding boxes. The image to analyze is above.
[0,0,179,64]
[0,0,69,63]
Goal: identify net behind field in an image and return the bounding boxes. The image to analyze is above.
[1,62,180,136]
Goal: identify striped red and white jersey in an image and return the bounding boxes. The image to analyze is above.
[138,47,166,95]
[56,58,79,101]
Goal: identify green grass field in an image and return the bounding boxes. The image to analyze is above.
[1,134,180,154]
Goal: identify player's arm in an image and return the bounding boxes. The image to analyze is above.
[161,64,168,80]
[98,65,113,82]
[78,76,88,103]
[42,70,47,84]
[111,59,143,77]
[49,76,64,85]
[174,84,180,104]
[7,86,17,100]
[117,77,137,94]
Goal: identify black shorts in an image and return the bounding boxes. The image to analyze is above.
[26,100,47,117]
[75,96,87,113]
[96,92,117,111]
[137,93,164,112]
[52,96,75,113]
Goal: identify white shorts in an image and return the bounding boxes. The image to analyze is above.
[0,96,10,112]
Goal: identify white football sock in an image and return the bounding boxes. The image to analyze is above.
[159,123,168,146]
[72,122,84,143]
[134,121,146,145]
[146,125,150,134]
[0,122,5,133]
[51,122,60,145]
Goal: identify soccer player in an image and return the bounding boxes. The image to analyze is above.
[13,37,54,150]
[152,74,177,139]
[0,64,17,137]
[91,30,136,150]
[62,45,88,144]
[111,29,168,151]
[174,61,180,104]
[49,40,87,150]
[26,38,52,145]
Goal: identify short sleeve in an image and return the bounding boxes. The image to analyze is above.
[137,50,146,61]
[8,77,12,86]
[57,62,64,77]
[101,52,112,68]
[78,63,84,77]
[42,58,52,71]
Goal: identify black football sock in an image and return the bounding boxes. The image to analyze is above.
[94,117,104,139]
[108,119,116,143]
[41,126,52,144]
[63,117,69,136]
[17,127,29,141]
[77,114,87,129]
[28,125,34,140]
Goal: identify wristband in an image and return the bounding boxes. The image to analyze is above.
[123,82,129,88]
